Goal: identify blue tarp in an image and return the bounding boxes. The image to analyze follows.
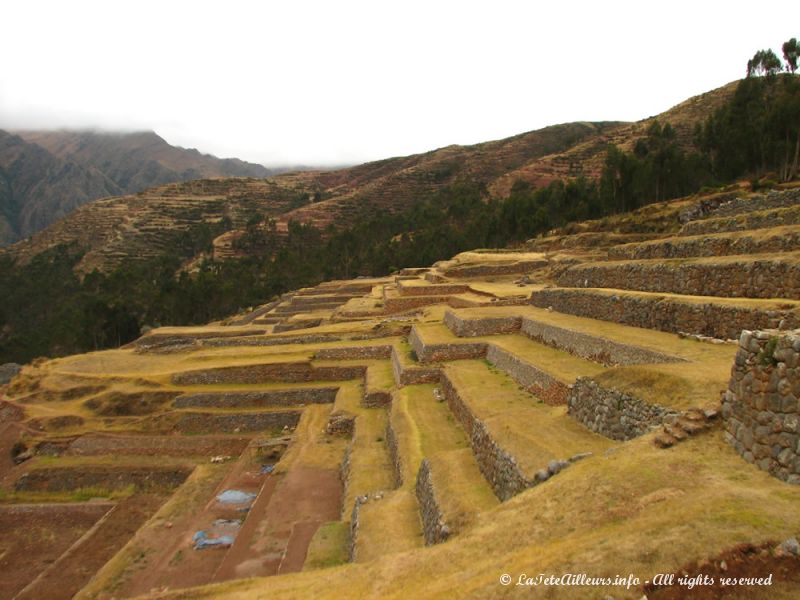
[216,489,257,504]
[193,530,234,550]
[260,464,275,475]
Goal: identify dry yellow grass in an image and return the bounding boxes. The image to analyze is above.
[341,407,394,516]
[303,521,350,570]
[274,405,346,474]
[445,361,614,476]
[351,489,422,564]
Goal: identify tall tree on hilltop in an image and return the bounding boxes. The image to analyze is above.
[747,49,783,78]
[783,38,799,73]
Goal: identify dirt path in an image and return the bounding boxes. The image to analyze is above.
[212,466,342,581]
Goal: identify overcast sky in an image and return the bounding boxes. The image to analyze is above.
[0,1,796,166]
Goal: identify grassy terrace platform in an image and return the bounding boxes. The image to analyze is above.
[341,407,394,516]
[443,361,614,477]
[393,385,498,533]
[444,306,736,411]
[449,305,737,361]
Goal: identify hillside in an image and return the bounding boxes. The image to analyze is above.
[2,184,800,599]
[1,80,742,270]
[0,129,271,246]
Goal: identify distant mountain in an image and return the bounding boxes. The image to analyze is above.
[0,130,120,245]
[0,129,271,245]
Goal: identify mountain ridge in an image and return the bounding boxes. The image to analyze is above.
[0,128,273,245]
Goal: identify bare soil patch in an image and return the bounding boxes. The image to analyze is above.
[0,502,112,599]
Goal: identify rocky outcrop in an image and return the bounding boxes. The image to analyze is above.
[723,329,800,484]
[0,362,22,385]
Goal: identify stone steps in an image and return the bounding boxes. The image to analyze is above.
[653,407,718,449]
[556,252,800,300]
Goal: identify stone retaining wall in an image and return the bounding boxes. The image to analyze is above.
[415,459,450,545]
[722,329,800,484]
[398,283,470,296]
[391,346,441,386]
[442,260,548,278]
[556,257,800,300]
[174,388,338,408]
[172,363,366,385]
[273,319,323,333]
[443,311,521,337]
[203,333,342,348]
[520,318,685,366]
[386,415,403,487]
[273,303,342,314]
[532,288,799,340]
[67,435,251,457]
[173,410,301,434]
[609,229,800,261]
[289,294,358,307]
[315,345,392,360]
[327,410,356,437]
[384,295,451,313]
[567,377,677,440]
[699,189,800,221]
[16,466,191,492]
[680,205,800,237]
[363,390,392,408]
[409,326,487,363]
[485,345,569,405]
